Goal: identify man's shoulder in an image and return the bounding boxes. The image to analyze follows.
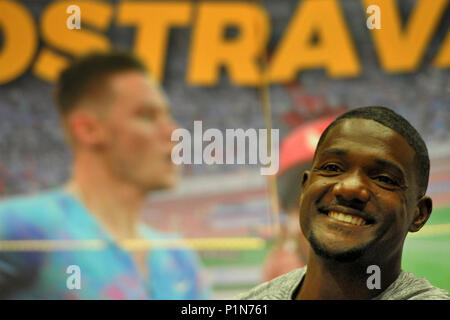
[233,266,307,300]
[377,270,450,300]
[0,189,65,212]
[138,224,211,298]
[0,189,68,238]
[138,224,199,261]
[139,224,180,240]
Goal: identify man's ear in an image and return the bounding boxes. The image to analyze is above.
[301,170,310,189]
[68,110,106,147]
[298,170,311,208]
[409,196,432,232]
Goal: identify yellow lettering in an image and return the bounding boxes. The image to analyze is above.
[433,29,450,68]
[187,3,269,86]
[33,0,113,82]
[364,0,448,72]
[269,0,361,82]
[117,2,192,82]
[0,0,37,84]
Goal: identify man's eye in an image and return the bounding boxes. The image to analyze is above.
[141,111,156,120]
[375,175,398,186]
[320,164,341,172]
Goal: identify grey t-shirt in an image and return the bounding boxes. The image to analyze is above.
[235,266,450,300]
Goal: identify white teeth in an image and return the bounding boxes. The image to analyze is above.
[328,211,366,226]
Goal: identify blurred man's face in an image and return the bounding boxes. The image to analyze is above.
[99,71,178,191]
[298,118,422,263]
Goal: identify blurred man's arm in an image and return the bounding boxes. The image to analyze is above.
[0,209,44,298]
[178,248,212,299]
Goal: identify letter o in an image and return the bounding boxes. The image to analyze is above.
[0,0,37,84]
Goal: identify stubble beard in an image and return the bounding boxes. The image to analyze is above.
[308,230,376,263]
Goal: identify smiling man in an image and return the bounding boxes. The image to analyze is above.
[0,52,209,299]
[236,106,449,300]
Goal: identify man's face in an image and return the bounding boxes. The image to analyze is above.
[99,71,179,191]
[299,118,421,263]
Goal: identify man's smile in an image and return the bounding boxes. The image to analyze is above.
[317,205,376,229]
[328,211,366,226]
[318,205,376,225]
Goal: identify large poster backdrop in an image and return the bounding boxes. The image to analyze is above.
[0,0,449,298]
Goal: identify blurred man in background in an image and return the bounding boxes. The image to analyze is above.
[0,51,209,299]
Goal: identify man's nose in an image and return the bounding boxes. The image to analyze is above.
[332,169,370,204]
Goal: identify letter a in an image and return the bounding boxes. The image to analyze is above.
[66,265,81,289]
[171,128,192,165]
[366,265,381,289]
[366,5,381,30]
[66,5,81,30]
[203,128,224,165]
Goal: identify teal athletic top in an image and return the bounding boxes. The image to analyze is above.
[0,189,210,299]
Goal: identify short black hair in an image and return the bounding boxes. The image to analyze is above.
[315,106,430,197]
[55,51,147,115]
